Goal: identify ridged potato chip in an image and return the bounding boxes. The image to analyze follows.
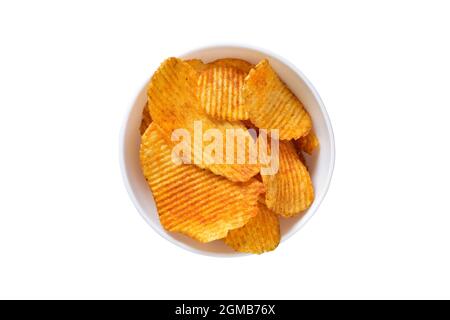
[207,58,253,74]
[139,103,152,135]
[140,124,264,243]
[296,131,319,155]
[188,58,253,120]
[185,59,206,72]
[243,59,312,140]
[197,65,249,120]
[147,57,260,182]
[225,198,280,254]
[186,58,253,73]
[262,140,314,217]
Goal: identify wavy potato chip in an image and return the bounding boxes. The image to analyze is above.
[147,57,260,182]
[140,124,264,243]
[262,140,314,217]
[207,58,253,74]
[296,131,319,155]
[197,65,249,120]
[186,58,253,74]
[225,198,280,254]
[185,59,206,72]
[243,59,312,140]
[188,58,253,120]
[139,103,152,135]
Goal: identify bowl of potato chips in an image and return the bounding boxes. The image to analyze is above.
[120,45,335,256]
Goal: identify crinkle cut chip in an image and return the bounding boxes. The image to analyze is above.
[140,124,264,243]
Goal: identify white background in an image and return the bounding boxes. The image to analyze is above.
[1,0,449,299]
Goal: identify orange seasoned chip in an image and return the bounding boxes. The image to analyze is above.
[243,59,312,140]
[197,65,248,120]
[295,131,319,155]
[185,59,206,72]
[139,103,152,135]
[147,57,199,139]
[140,124,264,243]
[147,57,260,182]
[225,198,280,254]
[261,140,314,217]
[194,58,254,120]
[207,58,253,74]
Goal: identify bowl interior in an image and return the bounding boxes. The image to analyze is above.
[121,46,335,257]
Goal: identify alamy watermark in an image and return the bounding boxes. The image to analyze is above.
[170,121,280,175]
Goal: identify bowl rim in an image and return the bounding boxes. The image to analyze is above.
[119,43,336,257]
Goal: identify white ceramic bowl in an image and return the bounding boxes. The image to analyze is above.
[120,45,335,257]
